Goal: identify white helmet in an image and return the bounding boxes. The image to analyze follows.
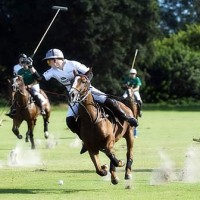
[43,49,64,60]
[130,68,137,74]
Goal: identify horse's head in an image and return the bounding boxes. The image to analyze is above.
[12,75,25,92]
[69,68,92,103]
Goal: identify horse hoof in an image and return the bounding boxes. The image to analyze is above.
[44,131,49,139]
[97,170,107,176]
[118,160,125,167]
[111,176,119,185]
[18,135,23,139]
[25,138,29,143]
[125,174,132,180]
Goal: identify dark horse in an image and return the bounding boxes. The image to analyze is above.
[122,88,140,137]
[11,75,51,149]
[122,88,139,120]
[69,69,134,185]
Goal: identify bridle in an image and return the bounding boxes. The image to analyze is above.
[12,76,30,108]
[70,74,91,103]
[12,76,27,96]
[69,74,102,123]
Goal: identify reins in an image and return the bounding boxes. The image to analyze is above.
[79,96,102,124]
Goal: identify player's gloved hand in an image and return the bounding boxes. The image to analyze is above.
[27,57,33,68]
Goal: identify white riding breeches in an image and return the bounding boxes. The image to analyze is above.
[30,84,46,104]
[31,84,40,95]
[67,86,107,117]
[123,90,142,101]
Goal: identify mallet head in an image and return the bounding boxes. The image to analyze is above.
[52,6,68,11]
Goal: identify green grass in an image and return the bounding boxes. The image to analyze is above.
[0,106,200,200]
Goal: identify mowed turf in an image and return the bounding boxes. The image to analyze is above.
[0,106,200,200]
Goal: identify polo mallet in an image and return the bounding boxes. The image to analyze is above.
[31,6,68,58]
[131,49,138,69]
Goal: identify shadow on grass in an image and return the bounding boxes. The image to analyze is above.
[34,169,95,174]
[0,188,99,194]
[133,169,153,172]
[34,168,154,174]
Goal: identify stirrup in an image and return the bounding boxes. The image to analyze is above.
[5,110,16,118]
[5,113,13,118]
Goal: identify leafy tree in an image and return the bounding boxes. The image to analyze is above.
[159,0,200,35]
[0,0,160,101]
[146,24,200,103]
[59,0,160,95]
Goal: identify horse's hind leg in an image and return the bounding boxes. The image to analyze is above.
[88,151,107,177]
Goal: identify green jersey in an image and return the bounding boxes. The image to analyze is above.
[123,76,142,88]
[17,68,35,85]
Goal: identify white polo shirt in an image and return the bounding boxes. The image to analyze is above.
[43,59,89,91]
[43,59,106,106]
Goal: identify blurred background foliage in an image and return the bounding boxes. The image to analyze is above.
[1,0,200,104]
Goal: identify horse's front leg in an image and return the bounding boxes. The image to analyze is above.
[43,115,49,139]
[109,161,119,185]
[27,122,35,149]
[88,151,107,177]
[124,128,134,180]
[105,151,125,185]
[12,119,23,139]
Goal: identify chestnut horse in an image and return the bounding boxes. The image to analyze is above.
[69,69,134,185]
[11,75,51,149]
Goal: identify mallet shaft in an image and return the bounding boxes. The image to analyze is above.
[31,6,68,58]
[131,49,138,69]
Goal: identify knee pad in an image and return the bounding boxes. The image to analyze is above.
[66,116,79,133]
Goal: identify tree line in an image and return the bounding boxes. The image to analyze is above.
[0,0,200,103]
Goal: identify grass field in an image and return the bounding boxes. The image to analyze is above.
[0,105,200,200]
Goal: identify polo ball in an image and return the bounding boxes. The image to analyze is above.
[58,180,64,185]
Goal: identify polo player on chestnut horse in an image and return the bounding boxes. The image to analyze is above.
[69,68,136,185]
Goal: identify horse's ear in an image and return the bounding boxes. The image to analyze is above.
[85,67,93,81]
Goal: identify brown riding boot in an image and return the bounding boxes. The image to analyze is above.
[104,98,138,127]
[5,103,16,119]
[5,109,16,118]
[80,145,87,154]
